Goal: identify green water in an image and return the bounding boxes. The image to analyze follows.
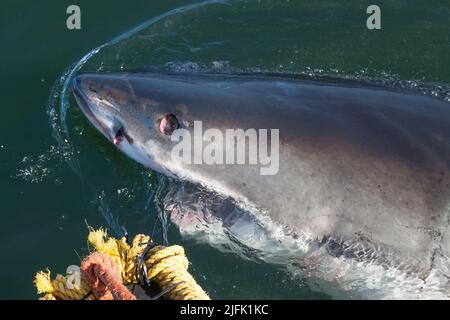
[0,0,449,299]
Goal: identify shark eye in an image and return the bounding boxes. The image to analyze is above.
[113,127,124,145]
[159,114,179,136]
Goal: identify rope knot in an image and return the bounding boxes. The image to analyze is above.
[81,252,136,300]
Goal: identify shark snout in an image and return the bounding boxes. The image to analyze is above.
[72,74,94,117]
[71,74,117,141]
[71,74,101,105]
[71,75,84,102]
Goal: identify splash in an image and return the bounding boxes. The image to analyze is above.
[15,145,68,184]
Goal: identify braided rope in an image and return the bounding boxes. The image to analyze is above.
[35,228,210,300]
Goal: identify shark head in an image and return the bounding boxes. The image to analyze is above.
[72,71,281,183]
[72,72,202,175]
[71,71,281,249]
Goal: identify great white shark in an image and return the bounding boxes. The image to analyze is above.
[72,72,450,299]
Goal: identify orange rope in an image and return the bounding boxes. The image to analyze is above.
[80,252,136,300]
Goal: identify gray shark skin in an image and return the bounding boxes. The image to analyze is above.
[72,72,450,298]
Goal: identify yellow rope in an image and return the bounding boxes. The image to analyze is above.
[35,228,210,300]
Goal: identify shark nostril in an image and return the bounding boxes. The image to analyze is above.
[159,114,179,136]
